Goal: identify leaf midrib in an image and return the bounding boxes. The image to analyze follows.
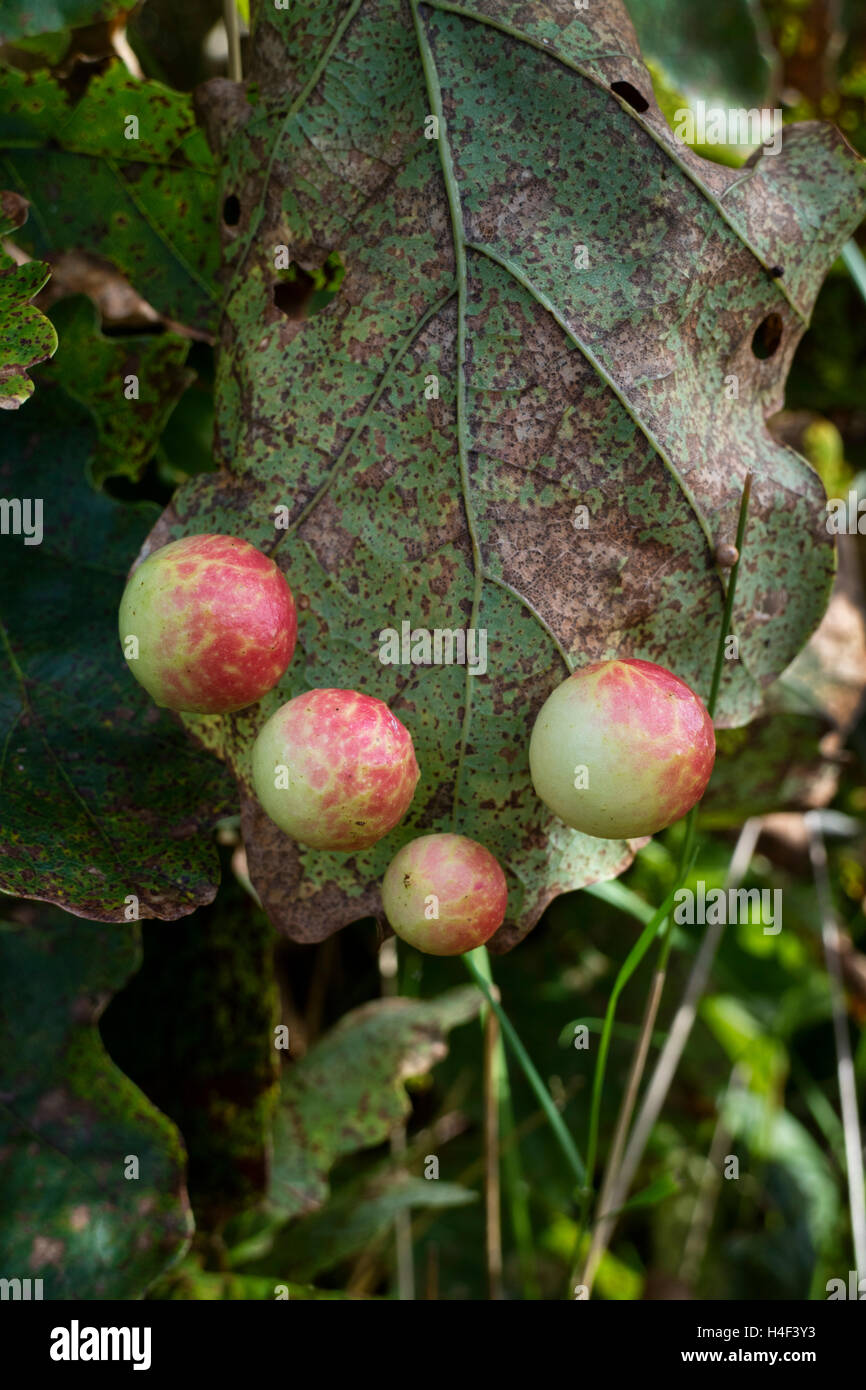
[413,1,767,712]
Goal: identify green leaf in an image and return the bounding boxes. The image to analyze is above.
[616,1171,680,1214]
[625,0,776,111]
[625,0,777,167]
[40,294,194,484]
[155,0,866,949]
[547,1215,644,1299]
[582,879,656,925]
[0,189,56,407]
[557,1016,667,1050]
[264,1175,476,1283]
[5,32,73,65]
[0,1,137,44]
[722,1088,839,1251]
[0,911,192,1299]
[269,987,482,1220]
[0,63,220,332]
[155,343,218,486]
[701,994,787,1098]
[151,1255,365,1299]
[0,384,236,920]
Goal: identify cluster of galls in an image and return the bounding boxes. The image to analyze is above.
[119,534,716,955]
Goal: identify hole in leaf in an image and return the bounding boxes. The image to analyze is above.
[610,81,649,113]
[60,56,113,104]
[768,265,784,278]
[273,266,316,317]
[751,313,783,360]
[222,194,241,226]
[273,252,345,320]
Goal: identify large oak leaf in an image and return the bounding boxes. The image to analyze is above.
[141,0,866,948]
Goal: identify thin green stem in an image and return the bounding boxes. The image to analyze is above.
[655,810,699,971]
[463,950,586,1191]
[575,861,697,1244]
[499,1076,539,1298]
[578,820,761,1296]
[469,945,538,1298]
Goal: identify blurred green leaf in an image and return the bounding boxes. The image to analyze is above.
[0,383,235,920]
[723,1088,839,1252]
[0,912,192,1299]
[701,994,788,1099]
[149,1249,365,1299]
[269,988,482,1220]
[617,1172,680,1214]
[264,1175,476,1283]
[155,341,217,486]
[544,1213,644,1300]
[802,417,855,500]
[582,879,655,925]
[626,0,776,165]
[4,31,73,64]
[626,0,775,109]
[0,1,137,44]
[0,62,220,331]
[41,294,193,484]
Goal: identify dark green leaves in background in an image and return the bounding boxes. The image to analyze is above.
[0,910,192,1299]
[0,1,138,46]
[41,295,194,485]
[0,62,220,332]
[0,384,235,919]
